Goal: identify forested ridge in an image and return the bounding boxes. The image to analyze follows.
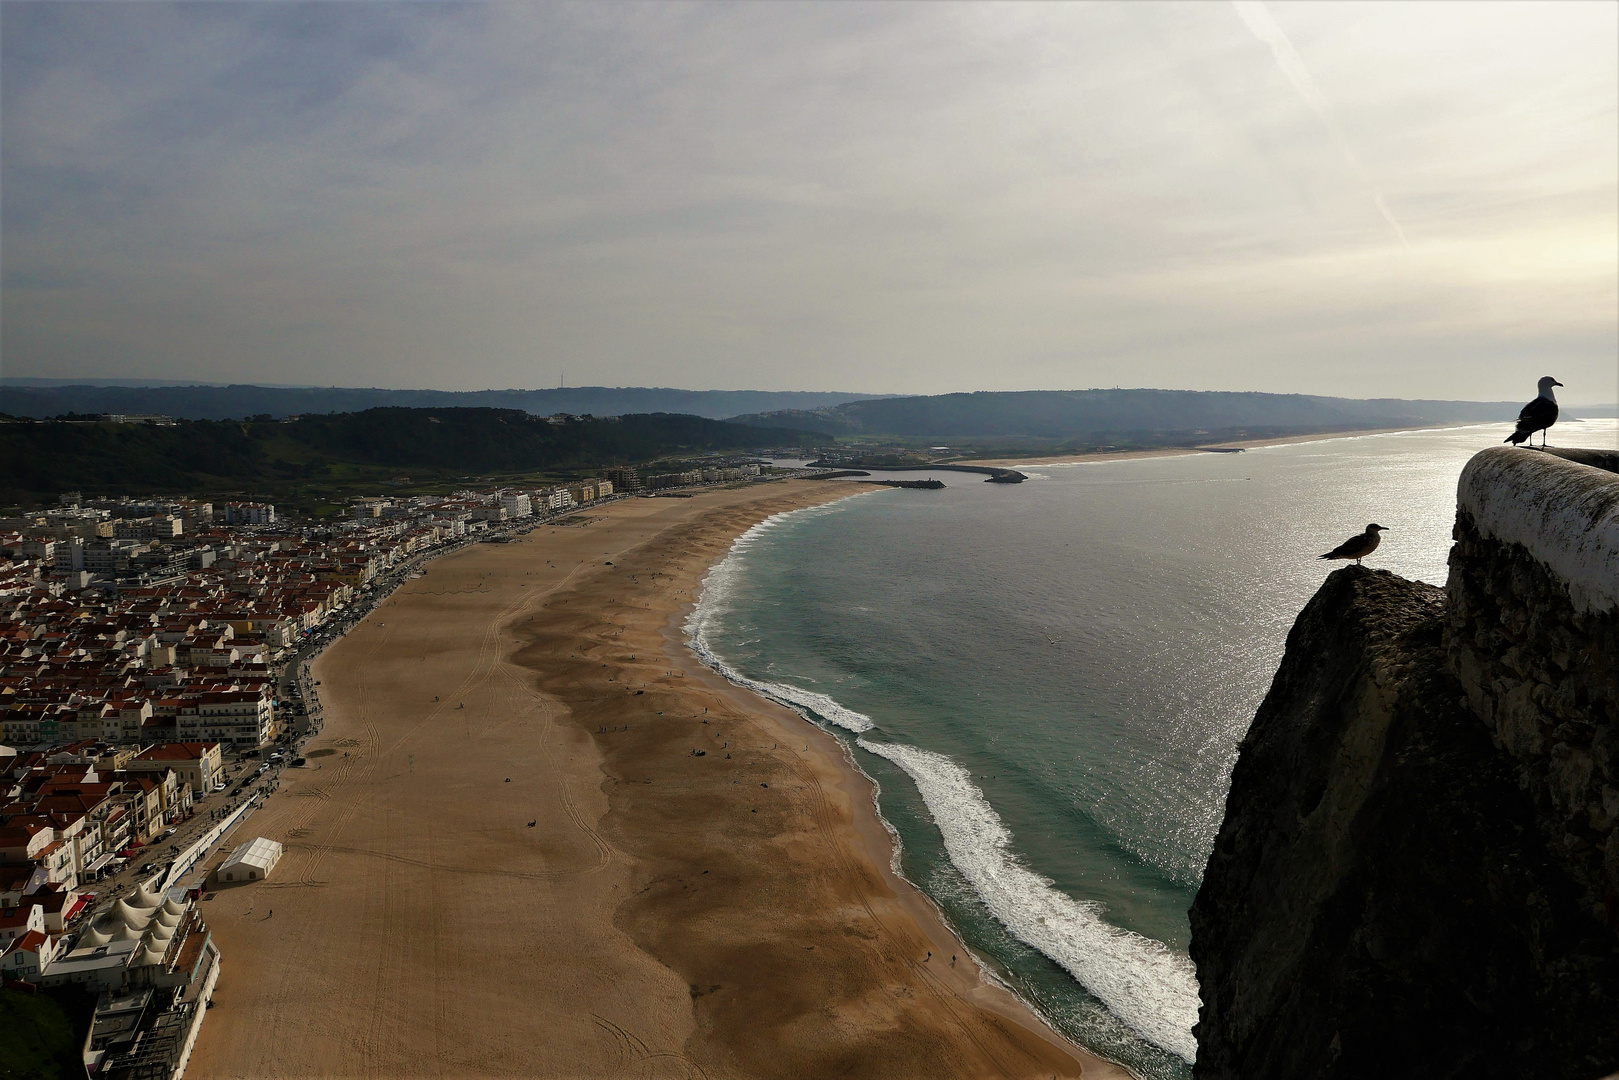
[0,408,823,503]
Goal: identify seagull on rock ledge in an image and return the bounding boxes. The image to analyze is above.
[1319,524,1386,565]
[1505,376,1562,446]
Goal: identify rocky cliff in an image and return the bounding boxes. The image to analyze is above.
[1190,446,1619,1080]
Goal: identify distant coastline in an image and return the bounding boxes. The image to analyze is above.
[969,421,1496,466]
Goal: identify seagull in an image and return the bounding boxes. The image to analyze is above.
[1319,524,1387,565]
[1505,376,1562,446]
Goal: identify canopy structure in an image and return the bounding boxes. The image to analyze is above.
[111,899,153,930]
[217,837,283,883]
[57,884,199,988]
[77,926,112,948]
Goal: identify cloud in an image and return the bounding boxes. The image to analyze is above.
[1231,0,1408,247]
[1,2,1614,401]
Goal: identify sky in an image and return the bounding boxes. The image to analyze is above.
[2,1,1615,402]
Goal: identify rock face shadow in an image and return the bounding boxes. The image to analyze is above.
[1192,445,1619,1080]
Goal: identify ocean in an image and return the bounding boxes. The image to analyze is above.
[684,420,1619,1078]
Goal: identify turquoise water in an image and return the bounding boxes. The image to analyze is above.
[684,421,1618,1077]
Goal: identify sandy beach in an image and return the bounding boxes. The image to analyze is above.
[184,479,1127,1079]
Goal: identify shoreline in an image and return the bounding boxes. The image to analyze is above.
[512,483,1129,1077]
[184,478,1126,1079]
[664,512,1134,1075]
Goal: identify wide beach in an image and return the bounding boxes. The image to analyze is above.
[184,479,1124,1079]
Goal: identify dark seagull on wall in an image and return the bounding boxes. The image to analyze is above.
[1319,524,1386,565]
[1505,376,1562,446]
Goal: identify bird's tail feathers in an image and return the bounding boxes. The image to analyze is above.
[1505,431,1529,445]
[1317,553,1332,560]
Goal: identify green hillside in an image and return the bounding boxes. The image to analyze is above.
[0,987,84,1080]
[0,407,825,508]
[0,382,892,422]
[729,388,1522,449]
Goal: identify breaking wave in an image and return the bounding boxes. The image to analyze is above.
[856,738,1200,1063]
[685,496,877,734]
[685,491,1200,1063]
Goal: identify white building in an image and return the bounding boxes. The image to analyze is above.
[128,742,223,797]
[177,688,275,747]
[499,493,532,519]
[112,516,184,541]
[224,502,277,525]
[0,902,45,949]
[53,537,85,574]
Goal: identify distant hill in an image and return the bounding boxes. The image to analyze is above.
[728,389,1526,448]
[0,383,894,423]
[0,407,826,505]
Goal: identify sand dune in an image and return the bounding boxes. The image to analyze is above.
[185,480,1124,1079]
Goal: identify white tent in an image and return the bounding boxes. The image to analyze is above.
[76,926,112,948]
[217,837,284,883]
[111,900,153,931]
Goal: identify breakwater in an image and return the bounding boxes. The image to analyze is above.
[807,461,1026,483]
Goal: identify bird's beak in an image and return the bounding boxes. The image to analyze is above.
[1553,381,1564,387]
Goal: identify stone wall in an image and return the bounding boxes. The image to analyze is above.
[1190,567,1619,1080]
[1446,446,1619,929]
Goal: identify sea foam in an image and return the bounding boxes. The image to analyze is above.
[685,496,878,734]
[687,493,1201,1063]
[857,738,1201,1063]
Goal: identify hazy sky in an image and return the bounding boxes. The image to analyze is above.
[3,1,1615,401]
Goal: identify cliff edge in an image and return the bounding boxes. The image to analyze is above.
[1190,445,1619,1080]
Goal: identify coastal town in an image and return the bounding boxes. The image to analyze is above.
[0,458,766,1080]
